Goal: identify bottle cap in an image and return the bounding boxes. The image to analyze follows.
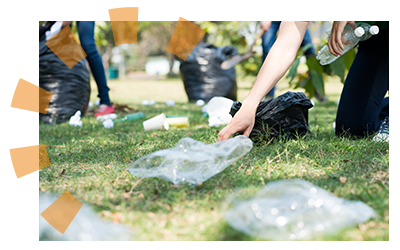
[354,27,365,37]
[370,25,380,35]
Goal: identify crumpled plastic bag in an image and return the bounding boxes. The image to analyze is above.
[39,194,133,241]
[69,110,82,127]
[230,92,313,140]
[223,179,377,240]
[204,96,234,127]
[128,135,253,185]
[103,118,114,129]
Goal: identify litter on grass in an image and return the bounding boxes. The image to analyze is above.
[204,96,234,127]
[103,119,114,129]
[39,194,132,241]
[224,179,377,240]
[128,135,253,185]
[230,92,313,140]
[69,110,82,127]
[165,99,175,106]
[96,113,118,122]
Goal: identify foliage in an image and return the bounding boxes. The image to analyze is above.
[286,40,357,98]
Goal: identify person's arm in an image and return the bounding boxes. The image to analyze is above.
[218,21,309,141]
[260,21,272,31]
[62,21,72,28]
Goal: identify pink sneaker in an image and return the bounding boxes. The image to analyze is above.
[94,104,115,117]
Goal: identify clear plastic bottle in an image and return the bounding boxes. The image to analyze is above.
[317,24,365,65]
[317,23,380,65]
[358,23,379,41]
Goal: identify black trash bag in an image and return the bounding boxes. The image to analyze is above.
[230,92,314,140]
[179,43,237,102]
[39,39,90,124]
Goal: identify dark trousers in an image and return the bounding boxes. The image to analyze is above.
[335,23,389,137]
[76,21,111,106]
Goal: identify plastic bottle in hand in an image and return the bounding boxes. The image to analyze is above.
[317,24,365,65]
[358,22,379,41]
[317,23,379,65]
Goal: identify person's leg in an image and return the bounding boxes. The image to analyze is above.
[335,25,389,137]
[77,21,111,106]
[261,21,281,98]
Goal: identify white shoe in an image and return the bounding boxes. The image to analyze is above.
[373,117,389,143]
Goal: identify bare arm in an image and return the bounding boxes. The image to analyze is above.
[218,21,309,141]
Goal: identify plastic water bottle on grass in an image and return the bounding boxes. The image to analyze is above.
[317,23,379,65]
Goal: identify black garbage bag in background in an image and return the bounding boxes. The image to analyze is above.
[179,43,237,102]
[230,92,314,140]
[39,40,90,124]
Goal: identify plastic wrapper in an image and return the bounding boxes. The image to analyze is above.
[39,194,133,241]
[128,135,253,185]
[179,43,238,102]
[224,179,377,240]
[39,36,91,124]
[204,96,234,127]
[69,110,82,127]
[230,91,313,140]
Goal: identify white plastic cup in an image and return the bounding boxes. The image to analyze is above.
[143,113,169,131]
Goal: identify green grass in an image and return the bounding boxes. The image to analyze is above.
[39,76,389,241]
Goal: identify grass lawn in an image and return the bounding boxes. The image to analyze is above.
[39,75,389,241]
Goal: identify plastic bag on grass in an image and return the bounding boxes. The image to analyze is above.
[128,135,253,185]
[230,91,313,140]
[179,43,238,102]
[39,40,91,124]
[224,179,377,240]
[39,194,132,241]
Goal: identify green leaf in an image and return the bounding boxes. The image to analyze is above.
[330,56,346,82]
[309,70,325,95]
[304,78,314,98]
[343,49,356,71]
[286,57,300,83]
[306,56,323,74]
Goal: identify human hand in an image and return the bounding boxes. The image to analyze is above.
[328,21,357,57]
[218,104,256,141]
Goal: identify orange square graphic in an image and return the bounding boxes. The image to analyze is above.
[108,7,138,22]
[45,26,87,69]
[109,7,138,45]
[39,145,51,170]
[39,86,53,114]
[11,79,52,114]
[166,17,206,60]
[10,145,51,178]
[110,21,138,45]
[41,191,83,234]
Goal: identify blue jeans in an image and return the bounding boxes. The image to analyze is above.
[76,21,111,106]
[261,21,316,97]
[335,23,389,137]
